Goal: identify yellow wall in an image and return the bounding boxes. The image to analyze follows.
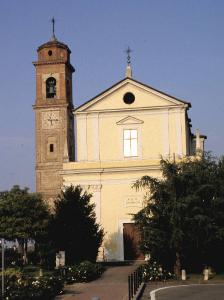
[62,78,191,260]
[75,80,189,163]
[63,161,162,260]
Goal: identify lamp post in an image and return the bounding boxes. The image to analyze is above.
[1,238,4,299]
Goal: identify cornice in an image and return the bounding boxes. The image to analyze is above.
[75,77,191,112]
[33,103,73,110]
[33,60,75,72]
[61,164,161,175]
[36,164,62,170]
[74,104,188,115]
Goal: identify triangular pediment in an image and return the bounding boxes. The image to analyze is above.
[116,116,144,125]
[75,78,190,113]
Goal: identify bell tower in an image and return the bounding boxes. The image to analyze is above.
[33,31,75,203]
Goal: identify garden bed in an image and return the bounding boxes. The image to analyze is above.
[0,261,105,299]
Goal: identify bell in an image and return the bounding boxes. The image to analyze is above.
[49,86,54,94]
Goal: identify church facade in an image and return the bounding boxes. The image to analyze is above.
[33,36,206,261]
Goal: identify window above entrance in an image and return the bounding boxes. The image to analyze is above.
[123,129,138,157]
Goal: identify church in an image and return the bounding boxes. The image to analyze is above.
[33,33,206,261]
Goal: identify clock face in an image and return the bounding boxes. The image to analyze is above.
[42,111,60,129]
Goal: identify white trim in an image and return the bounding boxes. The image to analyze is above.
[116,116,144,125]
[89,113,100,161]
[63,177,152,186]
[175,111,182,156]
[163,110,170,157]
[62,164,161,175]
[75,105,188,115]
[76,115,87,161]
[181,110,187,155]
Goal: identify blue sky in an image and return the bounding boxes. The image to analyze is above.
[0,0,224,191]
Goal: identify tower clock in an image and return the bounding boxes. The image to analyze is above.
[33,35,75,203]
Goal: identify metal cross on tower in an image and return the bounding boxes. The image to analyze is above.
[126,47,132,65]
[125,47,133,78]
[51,17,56,40]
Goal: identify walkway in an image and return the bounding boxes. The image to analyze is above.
[56,263,138,300]
[154,284,224,300]
[141,276,224,300]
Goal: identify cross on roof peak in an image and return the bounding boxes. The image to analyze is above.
[125,47,133,78]
[125,46,132,65]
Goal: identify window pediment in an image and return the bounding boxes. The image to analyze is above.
[116,116,144,125]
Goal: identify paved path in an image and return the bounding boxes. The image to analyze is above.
[141,281,224,300]
[56,264,138,300]
[154,284,224,300]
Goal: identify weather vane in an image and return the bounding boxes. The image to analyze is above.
[125,47,132,65]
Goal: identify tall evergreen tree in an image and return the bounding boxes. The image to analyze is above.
[134,154,224,276]
[50,185,104,264]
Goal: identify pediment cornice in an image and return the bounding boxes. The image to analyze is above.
[116,116,144,125]
[74,77,191,113]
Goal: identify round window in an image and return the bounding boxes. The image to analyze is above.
[48,50,53,56]
[123,92,135,104]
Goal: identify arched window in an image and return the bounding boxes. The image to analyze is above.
[46,77,56,98]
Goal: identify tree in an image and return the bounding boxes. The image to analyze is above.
[50,185,104,264]
[0,185,50,264]
[134,154,224,276]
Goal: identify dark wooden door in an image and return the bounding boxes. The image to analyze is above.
[123,223,144,260]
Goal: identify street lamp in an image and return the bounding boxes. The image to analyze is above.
[0,238,4,299]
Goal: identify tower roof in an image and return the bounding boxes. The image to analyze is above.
[37,17,71,53]
[37,39,71,53]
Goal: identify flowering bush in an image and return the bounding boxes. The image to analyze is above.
[0,268,64,299]
[143,261,173,281]
[59,261,105,284]
[0,262,104,299]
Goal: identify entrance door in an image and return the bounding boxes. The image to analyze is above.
[123,223,144,260]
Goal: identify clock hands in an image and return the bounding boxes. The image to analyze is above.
[42,112,60,129]
[47,115,59,125]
